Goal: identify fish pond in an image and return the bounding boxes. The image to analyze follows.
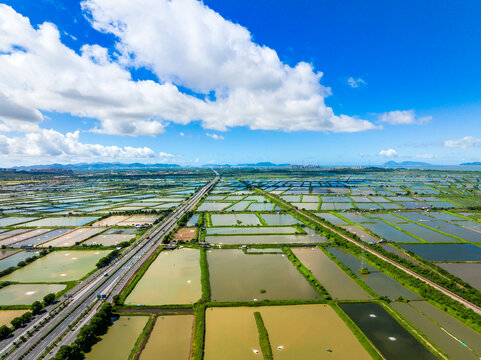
[339,302,437,360]
[2,250,110,282]
[0,284,66,305]
[391,301,481,359]
[208,249,320,301]
[204,305,371,360]
[327,248,419,300]
[86,316,148,360]
[292,248,371,300]
[139,315,193,360]
[399,244,481,261]
[125,248,201,305]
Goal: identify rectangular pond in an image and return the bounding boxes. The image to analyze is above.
[204,307,260,360]
[339,302,437,360]
[0,228,52,247]
[259,213,301,226]
[2,250,110,282]
[391,301,481,360]
[0,283,66,305]
[41,228,105,247]
[399,244,481,261]
[139,315,193,360]
[83,233,134,246]
[261,304,372,360]
[24,216,99,227]
[436,263,481,291]
[327,248,419,300]
[0,250,40,271]
[204,305,371,360]
[86,316,148,360]
[210,214,261,226]
[125,248,201,305]
[206,232,326,245]
[292,248,371,300]
[11,228,70,248]
[208,249,320,301]
[0,310,28,327]
[206,226,300,235]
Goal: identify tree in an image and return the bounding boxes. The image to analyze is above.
[112,295,120,305]
[0,325,11,340]
[10,317,23,329]
[55,344,84,360]
[31,301,43,315]
[43,293,56,306]
[21,312,33,323]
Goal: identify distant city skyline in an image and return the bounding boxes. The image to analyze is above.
[0,0,480,166]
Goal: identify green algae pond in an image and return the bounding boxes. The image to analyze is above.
[328,247,419,300]
[206,228,326,244]
[340,302,437,360]
[86,316,148,360]
[125,248,201,305]
[204,305,372,360]
[208,249,320,301]
[391,301,481,360]
[0,284,66,305]
[399,244,481,262]
[210,214,261,226]
[259,213,300,225]
[139,315,193,360]
[1,250,110,282]
[437,262,481,291]
[206,226,301,235]
[292,248,371,300]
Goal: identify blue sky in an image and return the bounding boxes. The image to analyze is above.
[0,0,480,166]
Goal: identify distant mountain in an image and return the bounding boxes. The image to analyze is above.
[13,162,180,171]
[460,162,481,165]
[202,162,290,168]
[384,161,431,166]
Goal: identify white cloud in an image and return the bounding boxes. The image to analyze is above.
[347,77,366,88]
[379,149,398,157]
[0,2,378,136]
[0,129,164,161]
[179,132,185,137]
[379,110,431,125]
[206,133,224,140]
[444,136,481,149]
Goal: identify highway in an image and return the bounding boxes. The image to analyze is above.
[0,174,219,360]
[257,187,481,315]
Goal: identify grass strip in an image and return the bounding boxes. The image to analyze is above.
[200,248,211,301]
[253,311,273,360]
[191,303,206,360]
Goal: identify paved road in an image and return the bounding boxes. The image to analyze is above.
[0,175,219,360]
[258,188,481,315]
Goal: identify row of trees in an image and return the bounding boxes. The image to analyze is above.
[54,303,115,360]
[95,249,120,268]
[0,292,56,340]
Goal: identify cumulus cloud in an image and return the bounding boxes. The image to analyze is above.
[379,149,398,157]
[0,129,164,160]
[444,136,481,148]
[347,77,366,88]
[0,2,377,136]
[379,110,431,125]
[206,133,224,140]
